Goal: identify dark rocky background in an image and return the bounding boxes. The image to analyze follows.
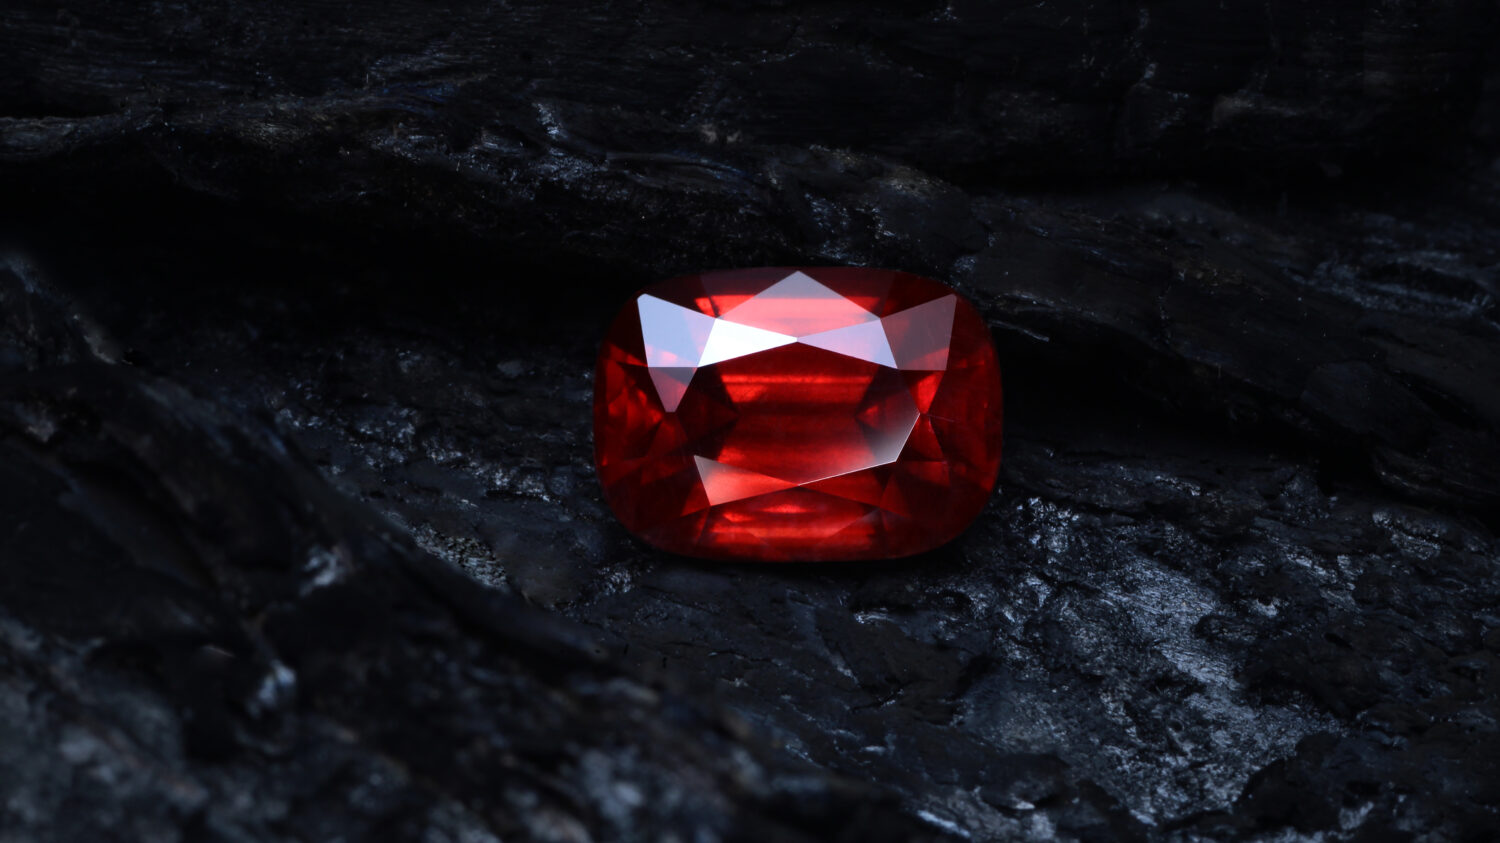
[3,1,1499,840]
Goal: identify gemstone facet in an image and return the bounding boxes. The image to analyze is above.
[594,267,1003,561]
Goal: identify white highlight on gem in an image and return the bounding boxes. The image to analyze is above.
[721,270,876,335]
[637,277,957,373]
[799,319,898,368]
[698,318,796,367]
[638,294,715,367]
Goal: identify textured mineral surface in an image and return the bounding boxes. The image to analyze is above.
[2,1,1498,840]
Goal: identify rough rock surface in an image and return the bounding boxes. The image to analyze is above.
[2,1,1499,840]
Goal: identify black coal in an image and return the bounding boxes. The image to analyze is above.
[2,1,1498,839]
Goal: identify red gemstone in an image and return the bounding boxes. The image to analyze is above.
[593,267,1003,561]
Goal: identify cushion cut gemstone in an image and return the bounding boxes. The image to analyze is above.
[593,267,1003,561]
